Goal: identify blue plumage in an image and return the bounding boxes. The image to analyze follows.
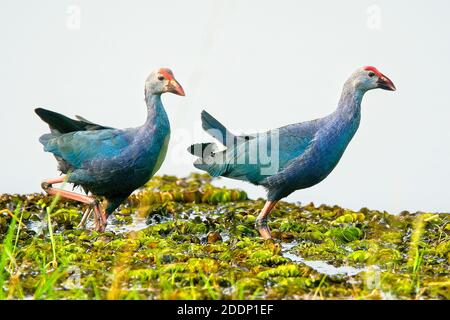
[36,68,185,231]
[189,66,396,238]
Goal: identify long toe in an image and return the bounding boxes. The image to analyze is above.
[258,226,272,239]
[96,221,107,233]
[77,208,92,229]
[255,218,272,239]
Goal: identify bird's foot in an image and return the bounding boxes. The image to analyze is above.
[39,178,108,232]
[92,200,108,233]
[76,200,107,232]
[41,176,66,193]
[41,181,51,191]
[255,217,272,239]
[77,208,93,229]
[94,213,107,232]
[94,223,107,233]
[96,215,107,233]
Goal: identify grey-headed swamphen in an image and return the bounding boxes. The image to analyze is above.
[189,66,396,239]
[35,68,185,232]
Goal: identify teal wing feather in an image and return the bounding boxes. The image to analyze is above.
[40,129,130,169]
[194,122,318,184]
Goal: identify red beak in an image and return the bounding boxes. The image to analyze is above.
[377,73,396,91]
[167,79,185,96]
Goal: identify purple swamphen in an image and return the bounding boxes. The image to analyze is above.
[35,68,185,232]
[189,66,396,239]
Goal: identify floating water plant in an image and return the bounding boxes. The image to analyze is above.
[0,174,448,299]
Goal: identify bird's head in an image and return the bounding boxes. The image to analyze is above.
[350,66,396,92]
[145,68,185,96]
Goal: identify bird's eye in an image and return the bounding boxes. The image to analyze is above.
[157,75,165,81]
[368,72,375,78]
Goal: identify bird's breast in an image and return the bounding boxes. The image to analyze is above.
[102,129,170,191]
[284,120,360,190]
[150,132,170,176]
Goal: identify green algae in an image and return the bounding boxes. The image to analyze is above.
[0,174,448,300]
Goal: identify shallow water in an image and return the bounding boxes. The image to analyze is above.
[107,215,148,234]
[108,210,367,278]
[109,211,368,278]
[1,174,448,300]
[281,242,367,277]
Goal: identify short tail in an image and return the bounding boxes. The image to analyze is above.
[35,108,84,134]
[187,142,218,157]
[35,107,111,133]
[201,110,236,146]
[187,142,227,177]
[187,110,238,177]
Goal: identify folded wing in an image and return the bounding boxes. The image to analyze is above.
[189,110,320,185]
[36,108,128,173]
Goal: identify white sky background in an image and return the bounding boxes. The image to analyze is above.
[1,0,449,214]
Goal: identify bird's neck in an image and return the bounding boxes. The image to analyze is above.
[143,93,170,134]
[336,81,364,121]
[322,83,365,149]
[302,82,366,174]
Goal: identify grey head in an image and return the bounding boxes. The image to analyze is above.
[145,68,185,97]
[347,66,396,93]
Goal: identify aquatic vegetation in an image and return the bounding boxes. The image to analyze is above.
[0,174,448,300]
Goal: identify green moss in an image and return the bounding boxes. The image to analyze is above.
[0,174,448,299]
[327,226,364,244]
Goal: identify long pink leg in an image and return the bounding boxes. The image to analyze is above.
[255,200,278,239]
[41,176,66,188]
[78,192,96,229]
[78,208,93,228]
[41,177,107,232]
